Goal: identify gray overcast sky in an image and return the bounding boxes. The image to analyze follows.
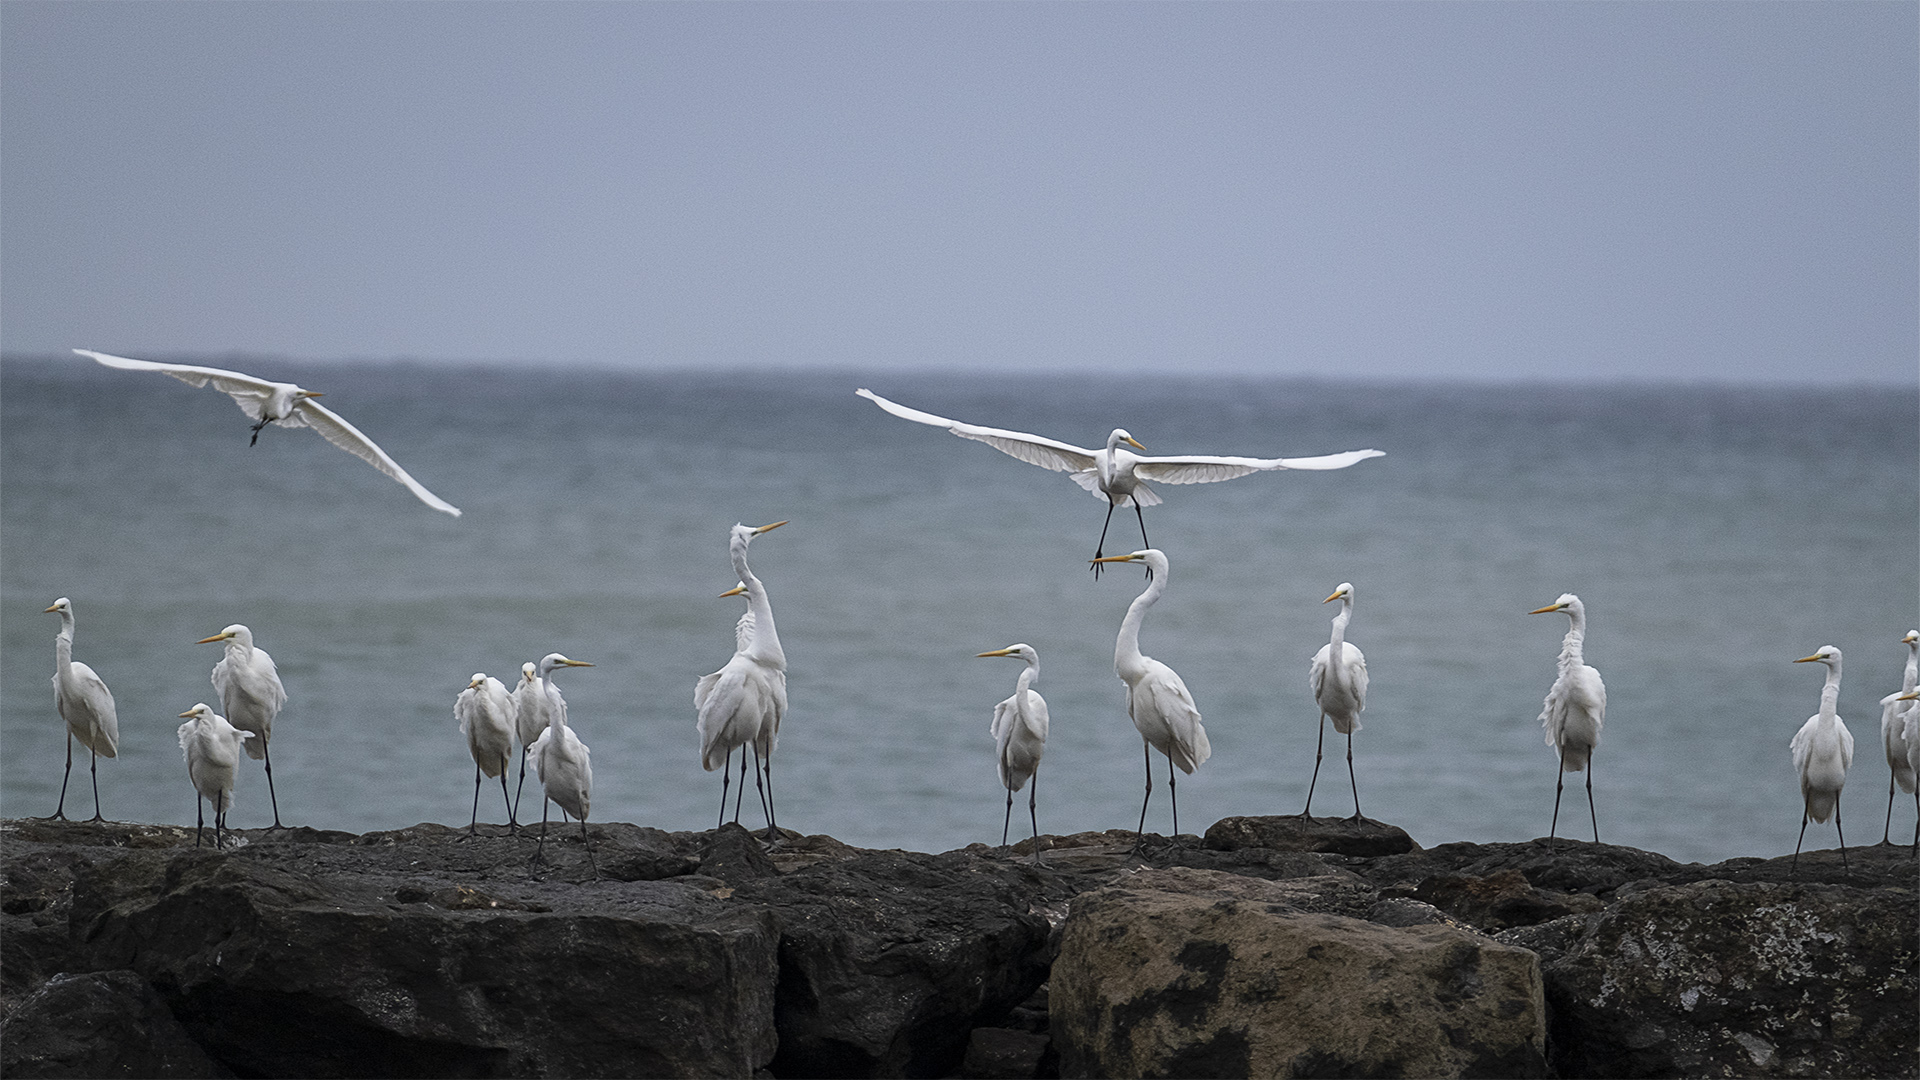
[3,2,1914,382]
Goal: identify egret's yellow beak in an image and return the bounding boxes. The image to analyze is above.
[1325,590,1346,604]
[1125,435,1146,451]
[754,520,788,535]
[1090,554,1140,565]
[977,648,1016,658]
[1527,604,1564,615]
[720,584,747,597]
[42,603,59,613]
[561,659,594,668]
[1899,690,1920,701]
[1793,653,1823,664]
[299,390,324,398]
[178,708,197,718]
[195,632,231,644]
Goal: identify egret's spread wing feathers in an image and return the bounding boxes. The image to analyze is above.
[1133,448,1384,485]
[292,399,462,516]
[694,670,722,710]
[76,350,283,421]
[856,389,1099,473]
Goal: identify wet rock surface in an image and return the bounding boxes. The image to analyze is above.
[2,817,1913,1078]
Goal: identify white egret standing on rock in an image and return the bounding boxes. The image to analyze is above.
[1792,646,1854,873]
[978,644,1049,858]
[1880,631,1919,845]
[1897,688,1920,855]
[42,598,118,821]
[695,521,788,841]
[456,673,517,836]
[1530,594,1606,849]
[197,624,289,829]
[75,349,461,516]
[1090,550,1211,847]
[510,662,553,826]
[1305,583,1368,821]
[855,389,1383,577]
[527,653,596,876]
[177,704,253,849]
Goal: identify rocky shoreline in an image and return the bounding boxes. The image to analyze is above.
[1,815,1913,1078]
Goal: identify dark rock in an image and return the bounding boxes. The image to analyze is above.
[1204,813,1418,857]
[1413,867,1606,931]
[1367,896,1455,927]
[0,969,229,1078]
[698,822,781,884]
[961,1027,1052,1080]
[1541,879,1918,1078]
[1050,874,1548,1079]
[732,848,1059,1079]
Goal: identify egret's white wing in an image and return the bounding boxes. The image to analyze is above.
[856,389,1099,473]
[1133,448,1384,485]
[77,349,282,422]
[292,398,462,516]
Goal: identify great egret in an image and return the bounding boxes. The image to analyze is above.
[177,704,253,849]
[855,389,1383,576]
[694,521,789,841]
[41,598,119,821]
[1305,583,1368,820]
[1530,594,1606,848]
[1881,630,1919,844]
[510,661,553,827]
[1897,688,1920,855]
[74,348,461,516]
[456,673,516,836]
[1791,646,1854,873]
[527,653,596,875]
[1090,549,1211,846]
[197,624,289,829]
[978,644,1049,859]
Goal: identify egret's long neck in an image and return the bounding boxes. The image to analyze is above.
[732,539,784,665]
[1819,662,1842,719]
[1558,610,1587,669]
[1904,641,1918,694]
[1016,661,1037,698]
[53,614,74,673]
[1326,598,1352,690]
[1115,574,1165,682]
[543,678,570,730]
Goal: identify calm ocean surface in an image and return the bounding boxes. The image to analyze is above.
[2,358,1915,864]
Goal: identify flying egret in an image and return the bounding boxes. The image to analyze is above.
[1881,630,1919,845]
[41,598,119,822]
[697,566,786,832]
[1791,646,1854,873]
[978,644,1049,860]
[177,704,253,849]
[1530,594,1606,848]
[855,389,1383,576]
[75,349,461,516]
[1305,582,1368,821]
[510,661,553,827]
[695,521,788,841]
[527,653,596,876]
[1089,549,1212,847]
[456,673,517,836]
[197,624,289,829]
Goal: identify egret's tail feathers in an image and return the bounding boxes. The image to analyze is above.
[1896,764,1917,795]
[1330,713,1362,736]
[242,736,268,760]
[1558,745,1591,772]
[1805,789,1839,824]
[1172,724,1212,774]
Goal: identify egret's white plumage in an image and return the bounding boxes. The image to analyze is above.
[856,389,1383,571]
[510,661,554,824]
[43,598,118,822]
[1880,631,1920,844]
[198,624,289,828]
[978,644,1050,856]
[75,348,461,516]
[456,673,517,835]
[694,521,789,838]
[177,703,253,849]
[1090,549,1211,844]
[527,653,596,875]
[1898,687,1920,855]
[1791,646,1854,871]
[1530,593,1606,846]
[1305,582,1369,819]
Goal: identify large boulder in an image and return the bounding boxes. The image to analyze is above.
[1541,878,1918,1078]
[0,969,229,1079]
[1204,815,1418,857]
[732,848,1059,1078]
[1051,868,1547,1078]
[74,842,779,1078]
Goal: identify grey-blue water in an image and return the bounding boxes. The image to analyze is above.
[3,358,1915,864]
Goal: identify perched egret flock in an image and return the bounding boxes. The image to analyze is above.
[2,354,1913,866]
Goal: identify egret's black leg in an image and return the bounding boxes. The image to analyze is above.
[581,818,598,880]
[1836,796,1847,870]
[532,798,551,868]
[1883,772,1896,845]
[498,771,515,829]
[717,746,731,829]
[215,791,228,850]
[760,749,780,843]
[262,740,285,829]
[1134,504,1153,580]
[1091,503,1118,579]
[1792,802,1809,877]
[1912,784,1918,858]
[47,732,73,820]
[87,748,105,822]
[1548,757,1566,853]
[469,765,483,836]
[1133,741,1153,852]
[1303,714,1326,819]
[1168,751,1180,839]
[249,417,269,445]
[736,747,753,825]
[196,796,206,849]
[511,748,529,834]
[1346,730,1362,822]
[1585,764,1599,844]
[1029,770,1042,864]
[1001,786,1014,851]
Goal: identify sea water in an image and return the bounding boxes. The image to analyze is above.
[2,358,1914,864]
